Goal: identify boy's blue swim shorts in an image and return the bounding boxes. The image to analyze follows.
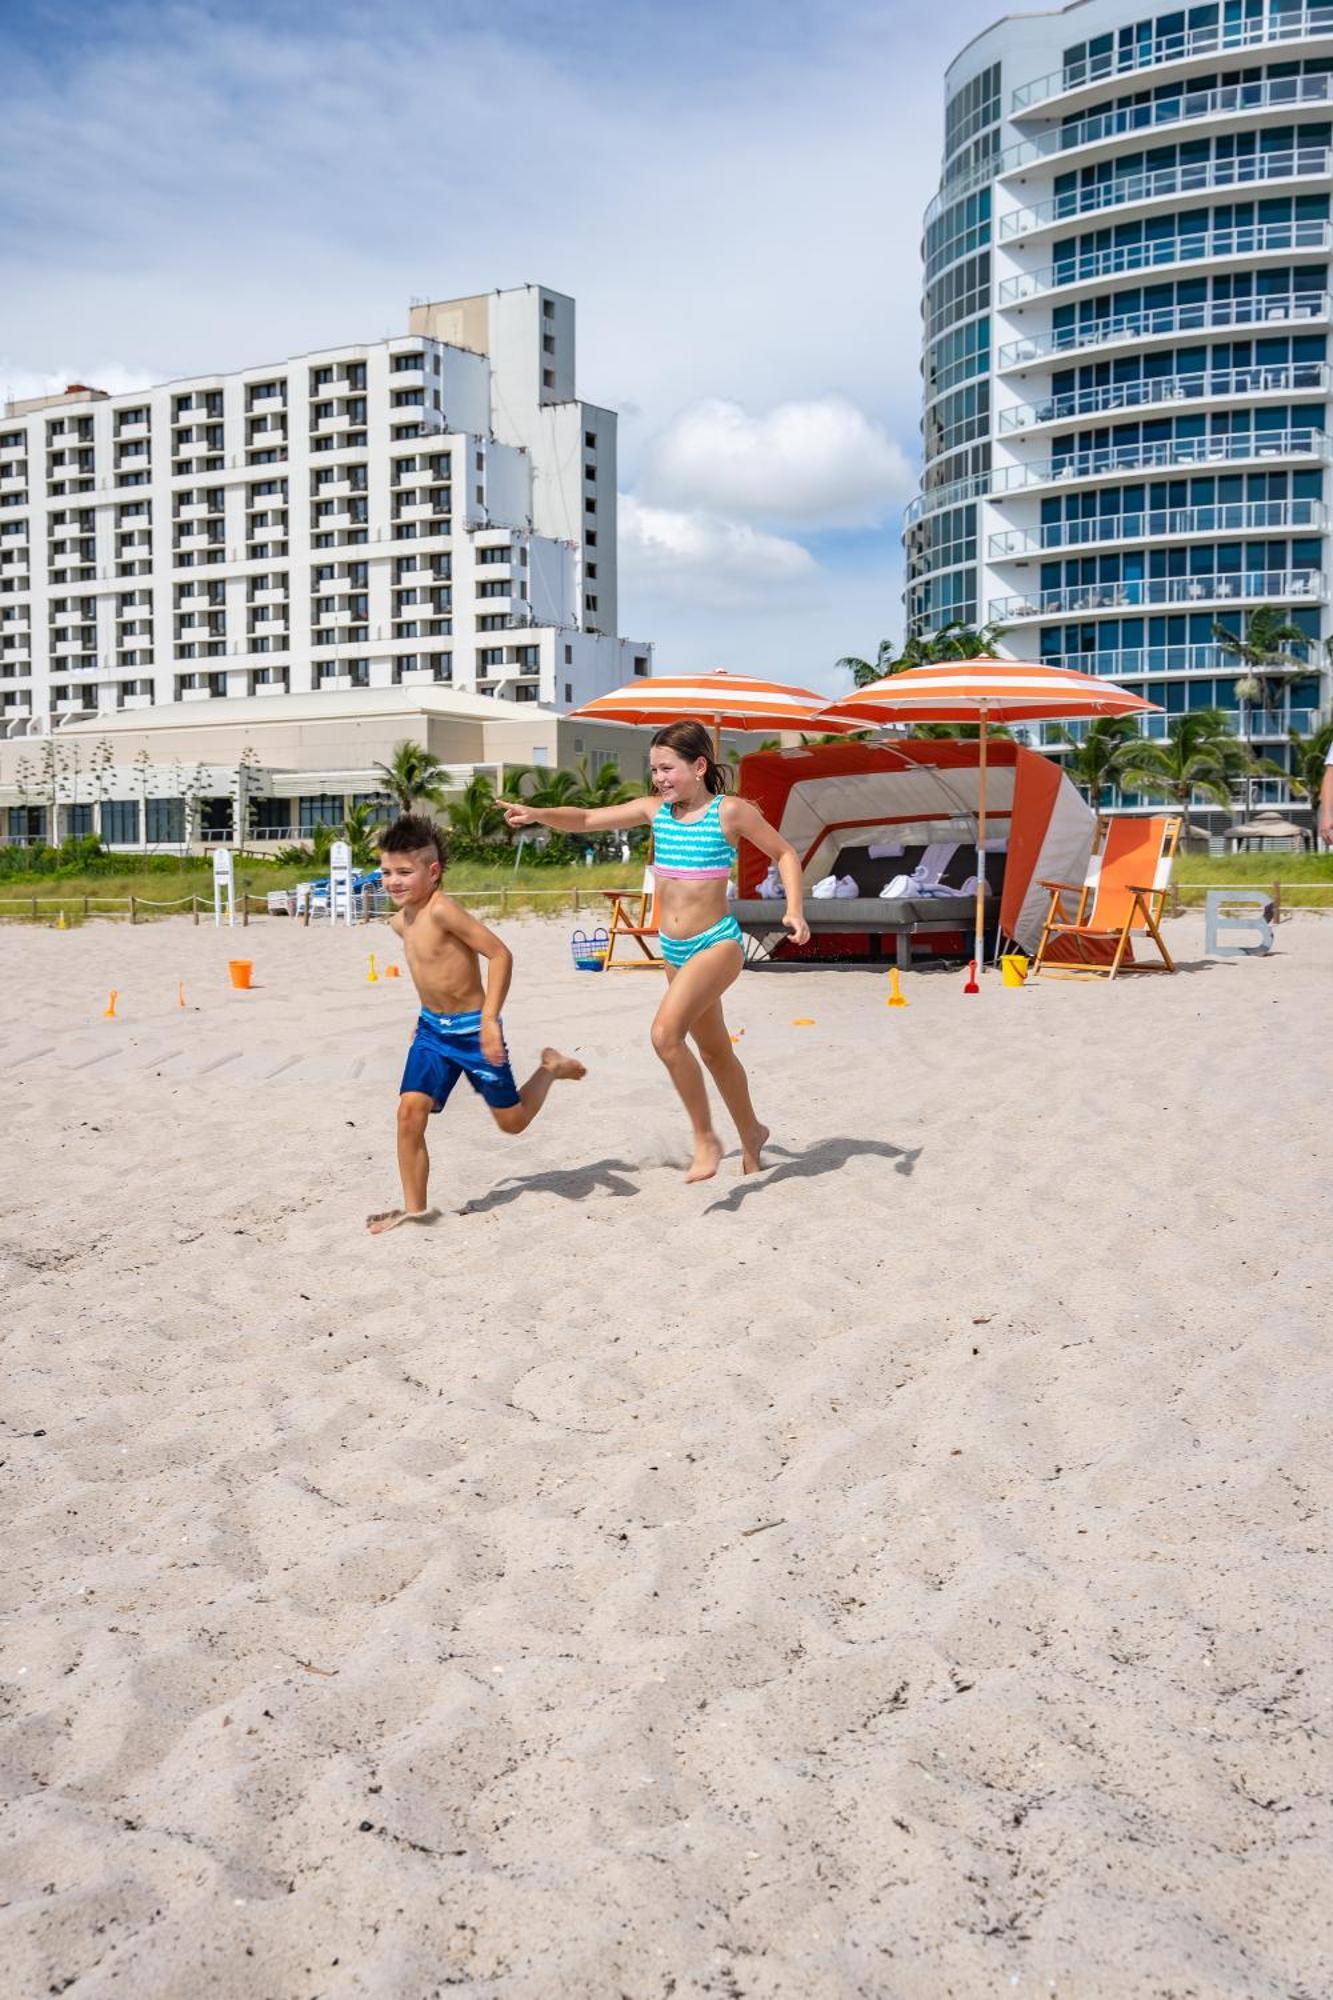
[400,1007,521,1113]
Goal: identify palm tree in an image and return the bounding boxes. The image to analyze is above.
[372,739,451,815]
[929,618,1009,660]
[1045,715,1142,806]
[520,767,583,809]
[836,638,900,687]
[1116,709,1267,814]
[1211,608,1309,718]
[573,758,638,809]
[442,773,506,853]
[339,802,385,867]
[1286,717,1333,808]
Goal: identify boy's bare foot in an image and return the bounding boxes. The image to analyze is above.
[740,1124,770,1175]
[541,1046,586,1080]
[366,1208,434,1235]
[685,1134,724,1184]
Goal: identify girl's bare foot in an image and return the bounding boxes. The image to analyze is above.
[740,1124,770,1175]
[685,1133,724,1183]
[366,1208,433,1235]
[541,1047,587,1080]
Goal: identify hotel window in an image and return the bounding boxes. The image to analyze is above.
[101,799,139,843]
[147,798,185,843]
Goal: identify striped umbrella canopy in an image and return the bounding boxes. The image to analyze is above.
[818,658,1158,974]
[572,671,860,754]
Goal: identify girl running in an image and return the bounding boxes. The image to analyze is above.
[503,720,809,1182]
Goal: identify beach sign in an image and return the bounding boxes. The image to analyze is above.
[329,839,354,926]
[213,848,235,928]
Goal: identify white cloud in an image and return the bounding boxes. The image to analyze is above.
[619,494,818,610]
[642,396,915,528]
[0,361,160,409]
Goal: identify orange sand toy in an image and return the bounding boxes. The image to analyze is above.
[385,963,401,978]
[177,981,187,1008]
[792,1018,816,1026]
[103,990,118,1019]
[886,968,908,1008]
[228,960,253,990]
[367,953,379,983]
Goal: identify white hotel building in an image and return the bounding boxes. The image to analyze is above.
[909,0,1333,808]
[0,285,650,735]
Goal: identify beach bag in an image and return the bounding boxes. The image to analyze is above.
[570,926,610,972]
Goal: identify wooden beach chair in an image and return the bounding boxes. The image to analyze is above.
[601,867,663,969]
[1030,814,1182,979]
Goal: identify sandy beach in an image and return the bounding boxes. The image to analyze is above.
[1,908,1329,1999]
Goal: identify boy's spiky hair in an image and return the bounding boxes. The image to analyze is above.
[378,813,447,867]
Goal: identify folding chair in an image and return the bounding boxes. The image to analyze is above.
[1030,815,1182,979]
[600,867,663,969]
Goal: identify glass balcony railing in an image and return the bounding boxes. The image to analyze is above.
[995,291,1331,368]
[1027,706,1319,746]
[926,71,1333,221]
[1012,4,1333,112]
[993,428,1330,491]
[999,360,1330,430]
[988,498,1325,557]
[1000,220,1333,302]
[990,567,1324,620]
[1000,146,1333,238]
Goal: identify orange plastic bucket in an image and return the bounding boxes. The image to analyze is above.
[228,959,253,990]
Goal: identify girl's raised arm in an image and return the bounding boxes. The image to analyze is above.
[501,796,658,835]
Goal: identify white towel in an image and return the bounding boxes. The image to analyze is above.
[833,875,858,899]
[811,874,839,900]
[756,864,784,899]
[868,840,905,859]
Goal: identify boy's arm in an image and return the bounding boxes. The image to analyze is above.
[502,797,657,835]
[722,798,810,945]
[436,898,512,1060]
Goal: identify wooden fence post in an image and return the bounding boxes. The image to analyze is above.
[192,894,199,925]
[129,895,138,924]
[241,880,250,928]
[30,895,37,923]
[1272,879,1282,924]
[82,895,90,920]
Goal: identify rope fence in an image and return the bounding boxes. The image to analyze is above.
[0,881,1329,924]
[0,884,628,924]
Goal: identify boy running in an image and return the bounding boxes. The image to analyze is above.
[367,814,585,1233]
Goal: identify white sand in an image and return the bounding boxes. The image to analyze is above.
[1,909,1329,1998]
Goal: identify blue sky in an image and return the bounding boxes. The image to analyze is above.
[1,0,1009,691]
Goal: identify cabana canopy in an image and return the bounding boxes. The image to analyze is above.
[736,739,1094,952]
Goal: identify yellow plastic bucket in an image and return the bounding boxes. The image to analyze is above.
[228,959,254,990]
[1000,953,1029,987]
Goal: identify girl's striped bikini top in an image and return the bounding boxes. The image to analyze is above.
[651,791,736,880]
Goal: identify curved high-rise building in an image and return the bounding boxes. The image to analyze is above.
[908,0,1333,812]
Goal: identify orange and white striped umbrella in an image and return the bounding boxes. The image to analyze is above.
[819,659,1157,975]
[817,656,1156,727]
[572,671,860,747]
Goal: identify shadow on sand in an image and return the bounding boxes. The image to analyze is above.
[704,1135,921,1215]
[457,1156,641,1215]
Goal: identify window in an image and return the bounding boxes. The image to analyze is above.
[299,794,342,834]
[564,681,573,702]
[633,655,649,677]
[542,297,554,318]
[101,798,140,843]
[586,595,598,613]
[542,335,555,355]
[584,431,597,450]
[542,370,554,389]
[146,797,185,843]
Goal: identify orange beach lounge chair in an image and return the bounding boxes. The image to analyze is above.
[600,868,663,969]
[1030,814,1182,979]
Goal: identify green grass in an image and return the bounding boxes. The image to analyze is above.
[0,859,644,924]
[1172,852,1333,906]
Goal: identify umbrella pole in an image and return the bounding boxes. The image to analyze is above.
[975,713,988,973]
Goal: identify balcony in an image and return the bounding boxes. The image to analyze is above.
[993,428,1329,494]
[990,567,1324,621]
[998,218,1333,303]
[119,691,154,710]
[0,472,26,494]
[116,415,150,438]
[1011,5,1333,113]
[989,498,1326,560]
[997,291,1333,371]
[999,360,1330,431]
[251,586,287,606]
[1000,146,1333,240]
[252,677,291,697]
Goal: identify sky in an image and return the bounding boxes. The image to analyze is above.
[0,0,1011,693]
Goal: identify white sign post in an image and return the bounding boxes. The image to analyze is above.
[212,848,236,928]
[328,839,354,925]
